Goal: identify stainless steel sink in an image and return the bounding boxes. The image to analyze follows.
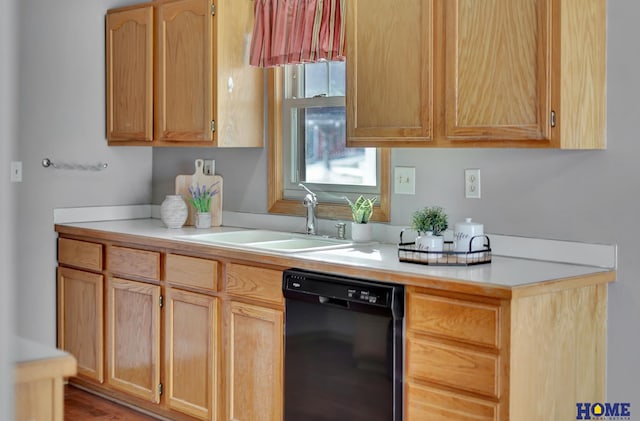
[176,229,354,253]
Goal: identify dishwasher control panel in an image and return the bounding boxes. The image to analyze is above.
[347,287,381,304]
[283,269,393,308]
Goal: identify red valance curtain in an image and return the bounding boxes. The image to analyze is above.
[249,0,346,67]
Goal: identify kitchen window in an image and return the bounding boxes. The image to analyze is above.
[268,62,390,222]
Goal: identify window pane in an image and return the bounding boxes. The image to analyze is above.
[328,61,345,96]
[304,62,328,98]
[300,107,376,187]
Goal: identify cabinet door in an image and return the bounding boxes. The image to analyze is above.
[227,301,283,421]
[346,0,433,147]
[106,5,154,142]
[106,277,161,403]
[57,267,104,383]
[215,0,264,147]
[166,288,218,420]
[157,0,214,142]
[440,0,551,143]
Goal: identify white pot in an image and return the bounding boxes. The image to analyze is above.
[195,212,212,229]
[351,222,372,242]
[160,195,188,229]
[416,232,444,258]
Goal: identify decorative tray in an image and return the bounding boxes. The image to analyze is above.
[398,231,492,266]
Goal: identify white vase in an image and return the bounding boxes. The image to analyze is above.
[351,222,372,242]
[160,195,188,229]
[416,232,444,258]
[195,212,212,229]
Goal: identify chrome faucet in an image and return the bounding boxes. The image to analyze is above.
[299,183,318,235]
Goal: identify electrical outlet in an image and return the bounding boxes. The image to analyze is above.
[203,159,215,175]
[465,168,481,199]
[394,167,415,195]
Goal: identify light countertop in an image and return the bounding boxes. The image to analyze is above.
[13,336,70,365]
[55,218,616,298]
[13,336,77,384]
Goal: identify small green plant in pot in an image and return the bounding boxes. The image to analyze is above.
[189,182,220,228]
[410,206,448,257]
[345,195,377,242]
[411,206,448,235]
[346,195,377,223]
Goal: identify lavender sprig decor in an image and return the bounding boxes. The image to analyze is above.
[188,182,220,213]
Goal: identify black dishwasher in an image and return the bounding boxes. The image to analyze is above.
[282,269,404,421]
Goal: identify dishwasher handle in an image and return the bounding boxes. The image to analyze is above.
[318,295,350,309]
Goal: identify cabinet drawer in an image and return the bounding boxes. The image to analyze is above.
[225,264,283,306]
[407,337,499,398]
[58,238,103,271]
[406,382,497,421]
[166,253,218,291]
[107,246,160,280]
[408,292,500,348]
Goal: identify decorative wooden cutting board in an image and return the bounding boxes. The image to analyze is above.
[175,159,223,226]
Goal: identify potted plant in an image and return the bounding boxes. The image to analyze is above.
[410,206,448,256]
[189,182,220,228]
[345,195,376,241]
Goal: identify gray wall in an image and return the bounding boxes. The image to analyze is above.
[15,0,153,345]
[152,147,268,213]
[1,0,18,417]
[8,0,637,412]
[153,1,640,402]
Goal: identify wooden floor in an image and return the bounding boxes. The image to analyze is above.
[64,386,158,421]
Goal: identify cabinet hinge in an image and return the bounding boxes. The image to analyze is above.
[210,120,216,132]
[550,110,557,128]
[211,4,215,15]
[158,383,163,396]
[159,295,164,308]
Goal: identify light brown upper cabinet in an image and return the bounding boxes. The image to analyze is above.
[106,5,154,142]
[156,0,214,143]
[347,0,606,149]
[106,0,264,147]
[346,0,433,146]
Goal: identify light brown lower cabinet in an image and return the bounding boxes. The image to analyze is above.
[55,230,610,421]
[14,339,77,421]
[406,284,607,420]
[226,300,284,421]
[57,267,104,383]
[406,382,497,421]
[106,277,161,403]
[165,287,219,420]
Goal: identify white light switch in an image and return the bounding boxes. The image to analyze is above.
[394,167,415,195]
[11,161,22,182]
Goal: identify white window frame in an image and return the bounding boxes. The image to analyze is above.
[281,63,382,204]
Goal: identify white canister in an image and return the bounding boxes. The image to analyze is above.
[160,195,188,229]
[453,218,484,252]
